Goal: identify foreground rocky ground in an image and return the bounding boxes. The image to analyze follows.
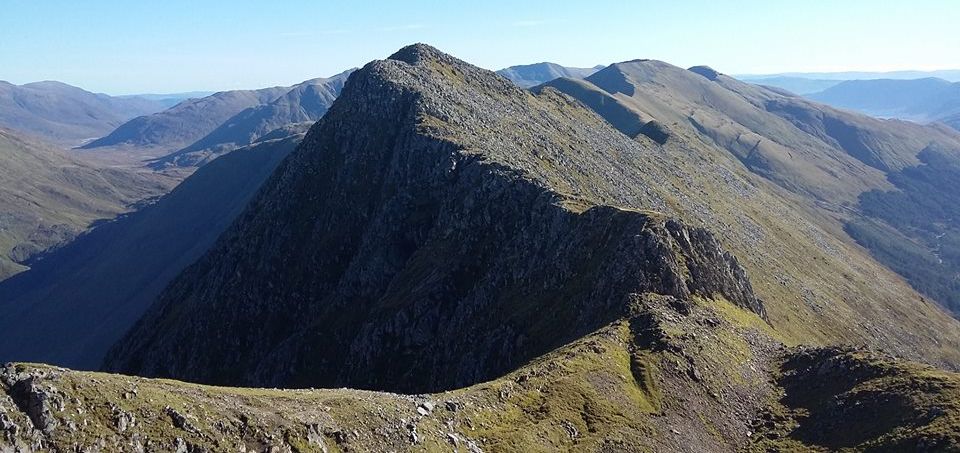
[4,295,958,452]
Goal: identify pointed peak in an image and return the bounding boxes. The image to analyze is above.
[387,43,450,65]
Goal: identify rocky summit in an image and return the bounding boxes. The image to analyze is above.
[104,44,765,392]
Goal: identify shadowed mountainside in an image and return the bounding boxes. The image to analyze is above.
[0,128,171,280]
[0,133,301,369]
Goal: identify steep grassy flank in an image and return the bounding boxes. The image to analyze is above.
[846,147,960,316]
[543,58,960,349]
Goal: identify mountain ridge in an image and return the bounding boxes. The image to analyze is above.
[105,45,960,395]
[542,58,960,318]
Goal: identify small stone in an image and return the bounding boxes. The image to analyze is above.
[174,437,188,453]
[447,432,460,447]
[688,366,703,382]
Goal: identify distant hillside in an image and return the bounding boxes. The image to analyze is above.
[739,76,843,95]
[806,78,960,126]
[497,62,603,88]
[740,69,960,82]
[150,71,352,168]
[119,91,216,107]
[0,81,169,144]
[945,113,960,130]
[0,128,170,280]
[81,86,290,150]
[0,132,301,368]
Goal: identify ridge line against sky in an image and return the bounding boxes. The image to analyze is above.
[1,0,958,94]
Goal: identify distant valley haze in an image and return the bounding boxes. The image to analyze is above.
[2,0,958,94]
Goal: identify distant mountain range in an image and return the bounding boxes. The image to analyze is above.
[0,81,172,145]
[118,91,215,107]
[496,62,604,88]
[740,69,960,82]
[80,72,352,170]
[738,72,960,133]
[149,70,352,168]
[737,76,844,95]
[807,78,960,124]
[80,86,291,150]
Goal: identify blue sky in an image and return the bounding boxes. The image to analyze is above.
[1,0,958,94]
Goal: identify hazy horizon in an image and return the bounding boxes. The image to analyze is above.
[2,0,959,95]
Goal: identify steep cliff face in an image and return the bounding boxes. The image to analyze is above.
[106,44,763,392]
